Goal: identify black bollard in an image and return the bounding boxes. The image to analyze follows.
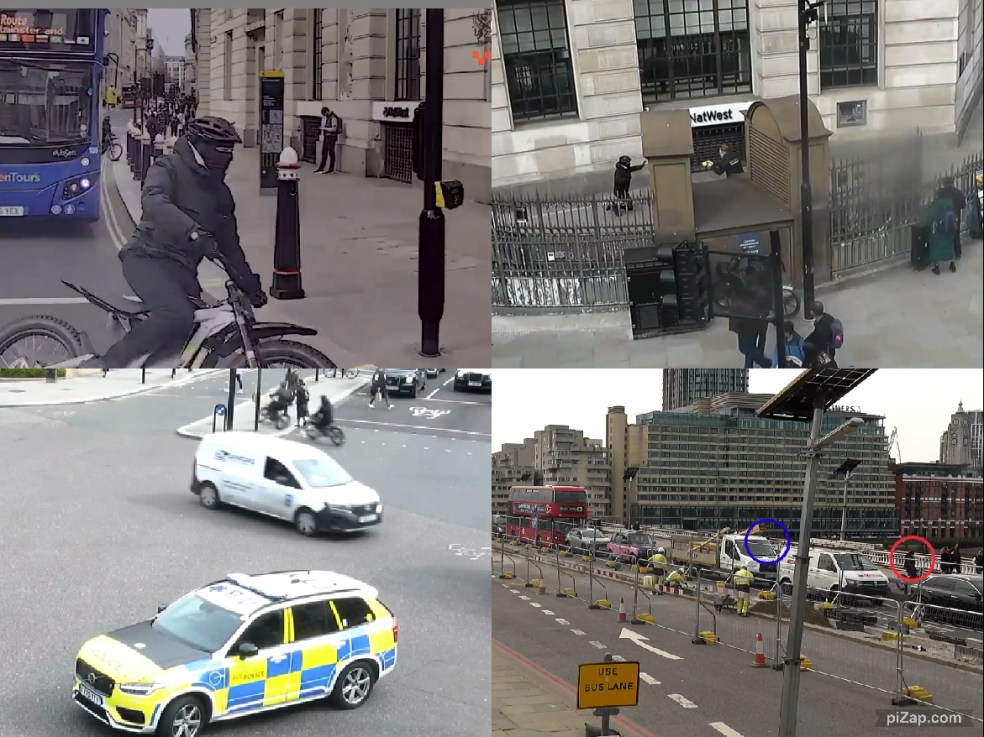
[270,147,305,300]
[129,128,138,173]
[152,134,165,165]
[139,131,152,187]
[417,9,447,358]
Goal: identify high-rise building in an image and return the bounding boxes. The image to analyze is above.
[662,369,748,411]
[608,394,898,537]
[491,426,612,518]
[940,402,984,468]
[892,462,983,543]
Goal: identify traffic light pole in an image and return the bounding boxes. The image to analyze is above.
[798,0,819,318]
[418,9,446,358]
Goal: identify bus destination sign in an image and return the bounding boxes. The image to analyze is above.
[0,10,92,49]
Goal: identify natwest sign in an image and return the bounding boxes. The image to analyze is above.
[688,101,753,128]
[371,101,418,123]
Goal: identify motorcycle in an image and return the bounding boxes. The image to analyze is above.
[304,421,345,446]
[0,251,333,369]
[260,403,291,431]
[713,257,800,318]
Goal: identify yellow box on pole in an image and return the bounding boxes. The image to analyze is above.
[577,661,641,710]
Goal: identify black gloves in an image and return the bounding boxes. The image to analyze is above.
[243,272,267,308]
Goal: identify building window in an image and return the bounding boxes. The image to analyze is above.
[311,9,323,100]
[497,0,577,122]
[395,9,421,101]
[819,0,878,89]
[635,0,752,103]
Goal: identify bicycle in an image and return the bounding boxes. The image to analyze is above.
[101,133,123,162]
[0,252,334,369]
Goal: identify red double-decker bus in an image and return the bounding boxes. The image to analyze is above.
[506,485,588,546]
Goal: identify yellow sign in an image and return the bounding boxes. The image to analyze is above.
[577,661,641,710]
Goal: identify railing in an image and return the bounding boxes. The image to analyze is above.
[493,535,983,724]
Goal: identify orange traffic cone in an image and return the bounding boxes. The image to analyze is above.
[538,580,546,595]
[752,633,767,667]
[617,597,627,623]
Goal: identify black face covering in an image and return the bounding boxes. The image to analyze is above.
[194,139,234,173]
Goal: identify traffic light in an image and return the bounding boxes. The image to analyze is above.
[623,240,709,339]
[671,242,710,322]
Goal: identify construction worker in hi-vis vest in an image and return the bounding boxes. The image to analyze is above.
[648,547,668,592]
[734,565,755,616]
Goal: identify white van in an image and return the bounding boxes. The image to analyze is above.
[779,547,890,601]
[191,432,382,537]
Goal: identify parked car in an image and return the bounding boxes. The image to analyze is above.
[566,528,611,554]
[453,369,491,393]
[384,368,426,397]
[911,574,983,630]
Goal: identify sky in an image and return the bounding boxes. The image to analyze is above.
[491,369,984,463]
[147,9,190,57]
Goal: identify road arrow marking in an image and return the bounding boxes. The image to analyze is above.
[668,694,698,709]
[619,627,683,660]
[640,672,660,685]
[709,722,745,736]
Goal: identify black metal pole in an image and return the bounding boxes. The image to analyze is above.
[253,369,262,431]
[770,229,786,368]
[226,370,236,431]
[132,67,138,126]
[418,9,446,358]
[799,0,816,318]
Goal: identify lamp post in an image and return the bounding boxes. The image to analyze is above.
[833,458,861,541]
[798,0,824,318]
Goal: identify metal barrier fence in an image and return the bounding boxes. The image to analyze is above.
[492,536,983,724]
[491,151,984,309]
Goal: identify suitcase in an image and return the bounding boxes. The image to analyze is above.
[910,223,930,270]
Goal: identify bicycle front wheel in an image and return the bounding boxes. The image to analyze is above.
[109,143,123,161]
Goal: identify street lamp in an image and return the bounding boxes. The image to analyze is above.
[798,0,824,318]
[757,368,876,737]
[832,458,861,541]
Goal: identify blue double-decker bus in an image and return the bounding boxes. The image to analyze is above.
[0,9,105,222]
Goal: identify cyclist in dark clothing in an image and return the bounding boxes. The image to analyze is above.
[310,395,334,430]
[101,115,112,150]
[91,117,267,368]
[611,155,646,214]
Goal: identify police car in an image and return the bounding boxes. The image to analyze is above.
[72,571,399,737]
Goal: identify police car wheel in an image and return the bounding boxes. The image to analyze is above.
[329,662,376,709]
[295,510,318,536]
[199,483,220,509]
[157,695,205,737]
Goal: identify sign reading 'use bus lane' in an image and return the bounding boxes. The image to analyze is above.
[577,661,641,710]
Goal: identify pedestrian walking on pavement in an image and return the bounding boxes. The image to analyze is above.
[934,177,966,260]
[952,543,962,574]
[314,107,341,174]
[974,550,983,575]
[803,301,839,368]
[295,381,310,426]
[939,545,952,573]
[733,565,754,616]
[923,188,959,274]
[728,295,771,368]
[368,369,392,409]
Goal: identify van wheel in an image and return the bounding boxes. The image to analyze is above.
[295,509,318,536]
[329,662,376,709]
[199,483,221,509]
[156,694,207,737]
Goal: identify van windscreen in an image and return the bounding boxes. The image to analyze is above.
[294,458,353,488]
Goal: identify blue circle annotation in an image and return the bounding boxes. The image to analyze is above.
[744,518,791,565]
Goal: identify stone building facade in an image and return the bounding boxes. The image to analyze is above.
[193,7,491,200]
[491,0,984,188]
[102,9,138,95]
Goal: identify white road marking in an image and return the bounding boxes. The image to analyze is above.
[709,723,745,737]
[426,397,488,405]
[530,602,542,608]
[555,618,570,626]
[611,655,626,662]
[668,694,699,709]
[589,641,606,649]
[571,629,585,636]
[541,610,554,615]
[518,595,530,601]
[334,418,490,436]
[640,673,660,686]
[0,297,92,305]
[618,627,683,660]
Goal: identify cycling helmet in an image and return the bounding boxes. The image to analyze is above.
[187,116,242,145]
[618,155,631,165]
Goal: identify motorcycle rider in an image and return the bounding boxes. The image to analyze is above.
[266,381,293,421]
[92,116,267,368]
[310,395,334,431]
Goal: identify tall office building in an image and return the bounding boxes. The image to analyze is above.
[662,369,748,412]
[608,394,898,538]
[940,402,984,469]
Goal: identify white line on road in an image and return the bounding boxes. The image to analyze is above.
[425,398,488,406]
[555,618,570,626]
[530,602,542,608]
[571,629,585,636]
[709,722,745,737]
[640,673,660,686]
[518,596,530,601]
[589,641,606,649]
[334,418,490,437]
[541,610,554,615]
[0,297,92,305]
[667,694,698,709]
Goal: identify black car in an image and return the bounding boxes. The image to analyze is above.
[384,368,426,397]
[453,369,491,393]
[911,574,983,630]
